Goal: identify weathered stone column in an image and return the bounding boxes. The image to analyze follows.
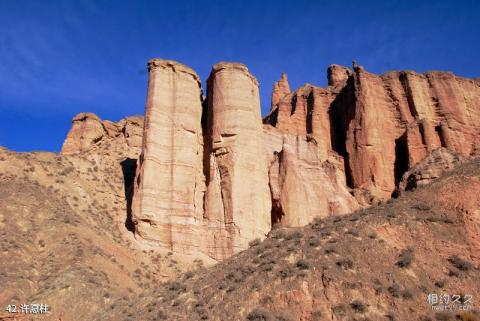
[204,62,271,257]
[131,59,205,254]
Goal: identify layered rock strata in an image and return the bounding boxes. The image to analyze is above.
[203,62,271,257]
[266,64,480,202]
[131,59,206,255]
[65,59,479,261]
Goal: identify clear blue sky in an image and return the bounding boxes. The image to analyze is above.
[1,0,479,152]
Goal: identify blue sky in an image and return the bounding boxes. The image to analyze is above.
[1,0,479,152]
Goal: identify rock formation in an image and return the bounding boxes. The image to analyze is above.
[398,147,465,192]
[203,62,271,257]
[266,64,480,202]
[62,113,143,154]
[63,59,479,261]
[131,59,206,255]
[270,73,290,110]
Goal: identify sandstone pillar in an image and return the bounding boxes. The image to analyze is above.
[131,59,205,253]
[204,62,271,256]
[271,73,290,110]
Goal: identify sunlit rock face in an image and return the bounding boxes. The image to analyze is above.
[131,59,207,255]
[203,62,272,258]
[62,113,143,154]
[124,58,480,261]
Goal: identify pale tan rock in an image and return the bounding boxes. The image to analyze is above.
[123,116,143,148]
[203,62,271,258]
[270,73,290,110]
[61,113,144,154]
[131,59,206,254]
[264,126,359,227]
[61,113,106,154]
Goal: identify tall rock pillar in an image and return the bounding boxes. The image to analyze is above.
[204,62,271,258]
[131,59,205,254]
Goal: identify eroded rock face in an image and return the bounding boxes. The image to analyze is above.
[270,73,290,111]
[264,126,359,228]
[131,59,206,255]
[268,65,480,202]
[203,62,271,258]
[65,59,479,261]
[399,148,465,191]
[61,113,143,154]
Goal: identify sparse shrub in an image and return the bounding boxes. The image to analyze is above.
[270,229,287,239]
[373,278,383,294]
[308,237,320,247]
[397,247,414,268]
[311,310,323,321]
[347,228,359,237]
[247,307,272,321]
[434,280,445,288]
[336,259,353,270]
[184,271,195,280]
[413,203,431,211]
[368,232,377,239]
[325,245,336,254]
[435,311,453,321]
[401,289,413,300]
[332,305,346,316]
[448,269,460,277]
[296,259,310,270]
[274,312,293,321]
[278,265,294,279]
[456,312,480,321]
[311,216,323,229]
[388,284,401,298]
[284,230,303,240]
[167,281,186,293]
[350,300,366,313]
[249,238,261,247]
[448,255,472,271]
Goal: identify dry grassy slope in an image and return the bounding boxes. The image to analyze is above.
[102,158,480,321]
[0,139,204,321]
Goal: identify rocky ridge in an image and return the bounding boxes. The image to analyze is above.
[61,59,480,262]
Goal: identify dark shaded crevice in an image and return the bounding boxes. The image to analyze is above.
[262,107,279,126]
[328,75,356,188]
[419,122,427,145]
[398,72,418,119]
[306,91,314,134]
[435,125,446,148]
[271,201,284,229]
[121,158,137,232]
[393,132,409,187]
[290,94,297,115]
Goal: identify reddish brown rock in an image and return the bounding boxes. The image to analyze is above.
[77,59,478,261]
[327,64,352,87]
[268,65,480,202]
[399,147,465,191]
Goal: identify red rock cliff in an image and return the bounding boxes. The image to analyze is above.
[65,59,480,261]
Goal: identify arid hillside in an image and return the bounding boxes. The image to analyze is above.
[0,130,211,321]
[0,145,479,320]
[102,157,479,321]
